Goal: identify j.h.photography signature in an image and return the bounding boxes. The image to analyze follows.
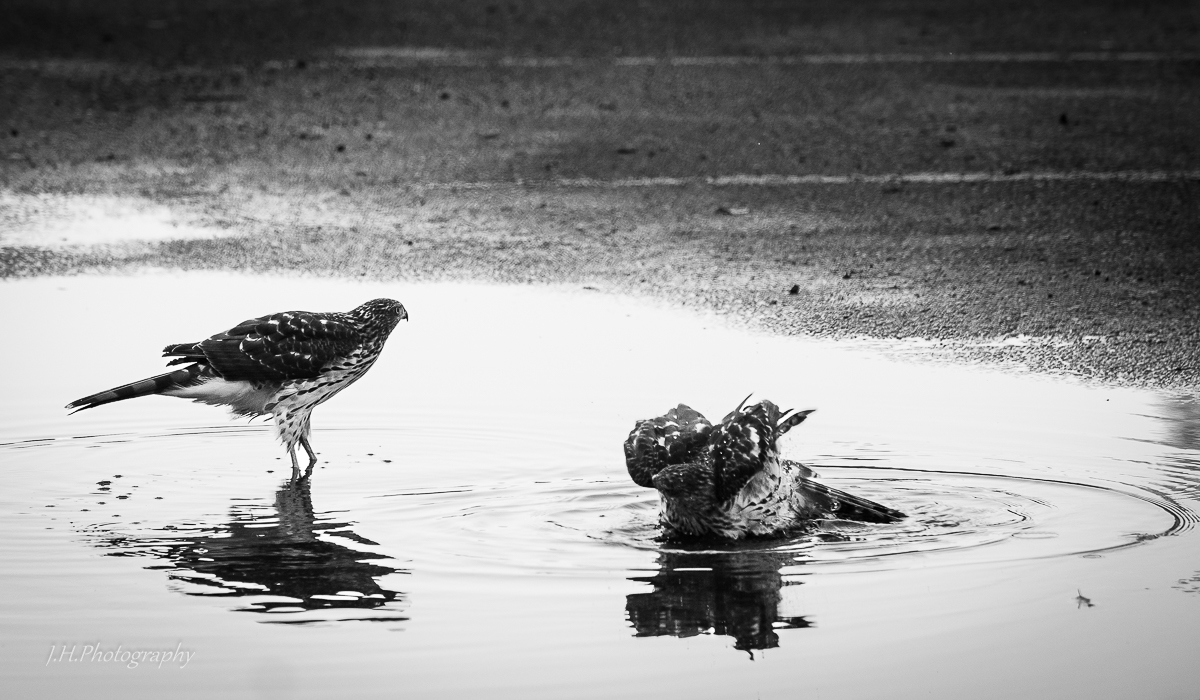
[45,642,195,669]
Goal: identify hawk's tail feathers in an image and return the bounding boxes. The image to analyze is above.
[66,364,206,413]
[800,477,906,524]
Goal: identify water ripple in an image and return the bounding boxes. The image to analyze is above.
[2,424,1191,632]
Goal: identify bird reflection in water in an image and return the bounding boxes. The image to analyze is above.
[626,548,809,655]
[94,480,408,622]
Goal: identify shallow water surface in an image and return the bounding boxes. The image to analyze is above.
[0,193,228,247]
[2,274,1199,699]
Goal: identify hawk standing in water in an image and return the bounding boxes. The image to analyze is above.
[625,397,904,538]
[67,298,408,480]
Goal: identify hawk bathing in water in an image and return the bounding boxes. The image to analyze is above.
[624,397,904,538]
[67,299,408,479]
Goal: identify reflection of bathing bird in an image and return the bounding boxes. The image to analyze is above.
[67,299,407,479]
[627,549,810,654]
[624,397,904,538]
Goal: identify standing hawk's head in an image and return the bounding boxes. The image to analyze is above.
[352,298,409,332]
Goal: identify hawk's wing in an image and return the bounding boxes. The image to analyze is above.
[624,404,714,488]
[163,310,361,382]
[710,401,814,503]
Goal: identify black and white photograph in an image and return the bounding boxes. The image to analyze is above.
[2,1,1198,698]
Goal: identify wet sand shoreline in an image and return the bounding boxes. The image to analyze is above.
[3,175,1197,389]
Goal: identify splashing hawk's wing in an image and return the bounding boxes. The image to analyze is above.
[624,404,714,488]
[710,401,814,503]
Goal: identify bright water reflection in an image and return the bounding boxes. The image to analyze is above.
[1,273,1199,699]
[0,193,229,247]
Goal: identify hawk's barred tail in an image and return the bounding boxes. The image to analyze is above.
[65,365,206,413]
[799,478,907,524]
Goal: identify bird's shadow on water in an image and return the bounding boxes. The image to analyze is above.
[91,479,409,623]
[626,544,811,657]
